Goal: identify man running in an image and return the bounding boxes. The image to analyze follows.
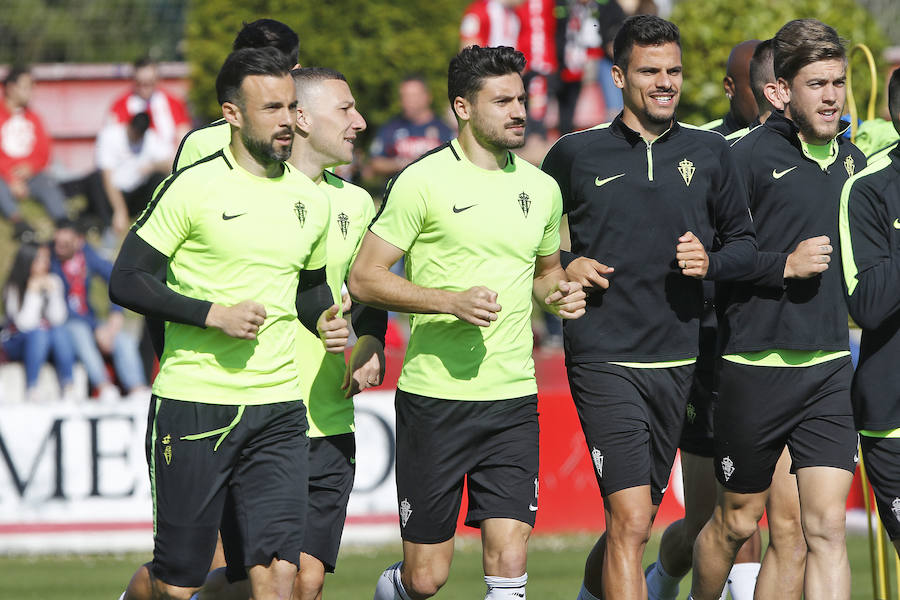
[351,45,585,600]
[541,15,756,600]
[690,19,865,600]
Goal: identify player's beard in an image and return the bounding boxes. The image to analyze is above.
[242,127,293,166]
[789,101,842,145]
[471,111,526,151]
[642,90,679,126]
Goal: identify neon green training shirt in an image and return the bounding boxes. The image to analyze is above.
[135,145,330,405]
[297,170,376,437]
[370,138,563,401]
[173,119,231,172]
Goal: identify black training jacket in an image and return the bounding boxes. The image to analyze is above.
[840,147,900,429]
[718,110,866,355]
[542,114,757,364]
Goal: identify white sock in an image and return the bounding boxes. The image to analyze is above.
[484,573,527,599]
[727,562,760,600]
[576,582,601,600]
[117,593,126,600]
[373,561,412,600]
[646,560,681,599]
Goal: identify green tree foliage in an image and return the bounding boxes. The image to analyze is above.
[0,0,185,63]
[186,0,470,131]
[670,0,889,125]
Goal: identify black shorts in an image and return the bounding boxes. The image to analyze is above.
[303,433,355,572]
[394,390,539,544]
[567,362,694,505]
[146,396,308,588]
[861,436,900,541]
[714,357,857,493]
[680,361,716,457]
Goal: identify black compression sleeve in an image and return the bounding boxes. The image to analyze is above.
[560,250,579,269]
[296,267,333,335]
[109,231,212,327]
[349,301,387,345]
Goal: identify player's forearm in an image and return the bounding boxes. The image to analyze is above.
[847,259,900,330]
[532,265,568,311]
[349,263,455,315]
[101,169,128,214]
[367,156,404,178]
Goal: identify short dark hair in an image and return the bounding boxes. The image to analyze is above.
[133,56,156,71]
[447,45,525,106]
[613,15,680,70]
[216,47,294,106]
[291,67,347,104]
[233,19,300,64]
[749,39,775,111]
[773,19,845,83]
[4,65,30,89]
[402,73,427,86]
[888,67,900,126]
[129,111,151,136]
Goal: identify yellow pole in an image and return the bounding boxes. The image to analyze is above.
[861,451,889,598]
[846,43,878,143]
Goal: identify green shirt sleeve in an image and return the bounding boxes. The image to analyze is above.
[135,177,192,256]
[305,188,330,271]
[537,180,563,256]
[370,171,427,252]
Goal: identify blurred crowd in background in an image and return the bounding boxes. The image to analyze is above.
[0,0,895,403]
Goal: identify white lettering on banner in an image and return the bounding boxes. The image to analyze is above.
[0,390,402,553]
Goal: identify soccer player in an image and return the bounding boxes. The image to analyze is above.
[645,38,788,600]
[540,16,757,600]
[350,45,586,600]
[690,19,865,600]
[840,67,900,557]
[186,66,387,600]
[701,40,761,138]
[172,19,300,172]
[108,47,348,600]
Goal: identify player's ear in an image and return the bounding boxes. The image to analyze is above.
[295,105,312,134]
[775,77,791,106]
[723,76,735,100]
[763,82,783,112]
[222,101,242,128]
[452,96,471,122]
[611,64,626,90]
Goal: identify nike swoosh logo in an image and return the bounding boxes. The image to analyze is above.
[528,504,538,512]
[595,173,626,187]
[893,218,900,230]
[222,212,247,220]
[452,204,477,213]
[772,166,797,179]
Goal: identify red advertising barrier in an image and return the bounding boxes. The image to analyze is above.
[379,340,866,535]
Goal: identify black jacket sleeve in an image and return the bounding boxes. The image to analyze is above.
[843,177,900,330]
[706,141,757,282]
[109,231,211,327]
[296,267,334,335]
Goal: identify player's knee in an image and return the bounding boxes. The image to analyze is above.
[405,563,449,598]
[608,508,653,546]
[150,581,196,600]
[720,506,762,544]
[802,507,847,548]
[293,568,325,600]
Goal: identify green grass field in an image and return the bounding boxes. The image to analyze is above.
[0,532,891,599]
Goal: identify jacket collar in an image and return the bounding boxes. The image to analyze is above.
[610,111,680,146]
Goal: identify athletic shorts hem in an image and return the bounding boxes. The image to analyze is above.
[399,530,457,545]
[464,511,536,530]
[790,460,858,475]
[715,476,772,494]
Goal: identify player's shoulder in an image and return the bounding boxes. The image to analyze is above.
[391,141,457,182]
[511,152,561,190]
[845,152,897,199]
[173,119,229,168]
[322,171,374,208]
[678,121,729,145]
[544,122,613,162]
[728,122,768,156]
